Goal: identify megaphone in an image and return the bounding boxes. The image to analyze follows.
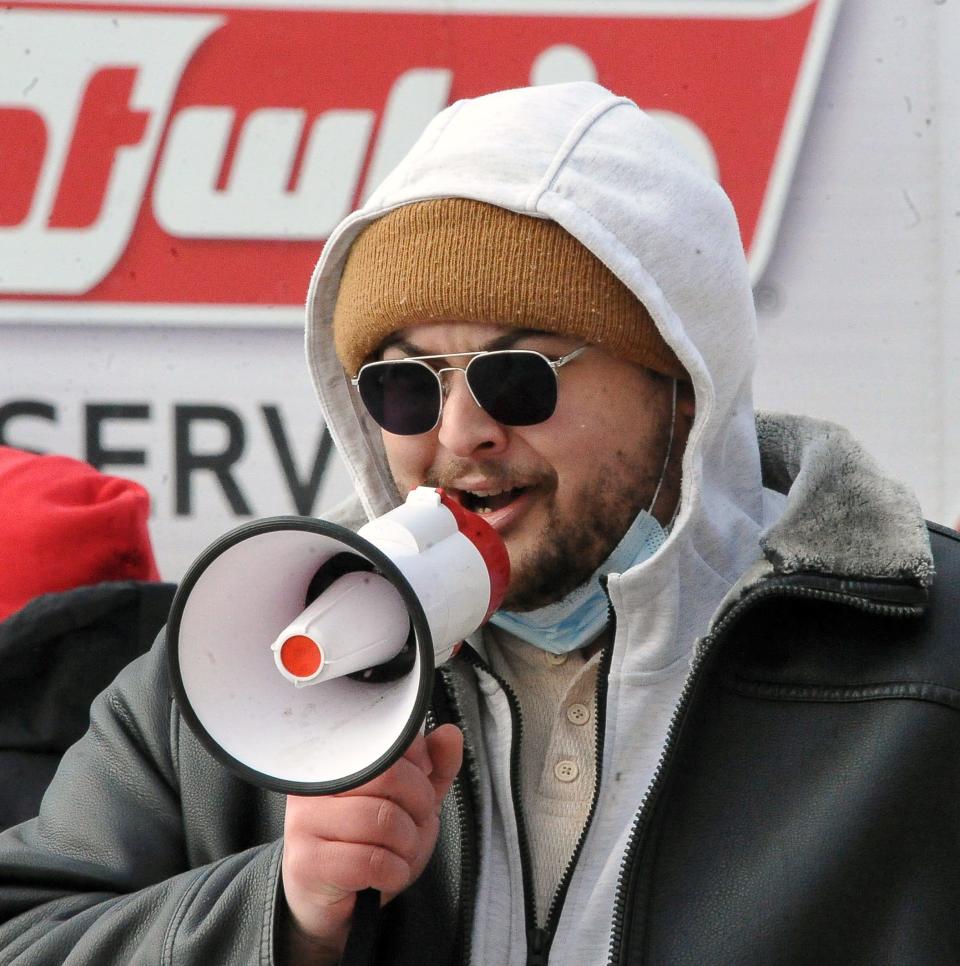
[167,486,509,795]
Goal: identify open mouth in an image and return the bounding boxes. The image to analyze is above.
[456,486,528,515]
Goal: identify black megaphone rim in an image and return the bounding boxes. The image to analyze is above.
[165,515,434,796]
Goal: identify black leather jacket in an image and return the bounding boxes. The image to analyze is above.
[363,522,960,966]
[0,581,175,833]
[0,526,957,966]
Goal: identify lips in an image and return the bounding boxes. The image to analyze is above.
[456,485,527,514]
[445,483,533,531]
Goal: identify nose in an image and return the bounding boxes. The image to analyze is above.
[436,371,510,457]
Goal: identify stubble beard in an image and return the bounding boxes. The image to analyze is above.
[501,461,660,612]
[404,377,676,613]
[502,386,677,611]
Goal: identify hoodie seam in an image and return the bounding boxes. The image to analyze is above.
[344,391,400,519]
[527,95,633,209]
[384,99,467,199]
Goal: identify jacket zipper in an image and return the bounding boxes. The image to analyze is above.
[461,650,540,960]
[463,605,617,966]
[526,925,550,966]
[605,580,923,966]
[429,676,479,966]
[449,761,477,965]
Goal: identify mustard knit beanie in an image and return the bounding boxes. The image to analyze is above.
[333,198,685,379]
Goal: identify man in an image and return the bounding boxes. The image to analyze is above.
[1,82,958,965]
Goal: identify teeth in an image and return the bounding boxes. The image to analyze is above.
[458,484,525,515]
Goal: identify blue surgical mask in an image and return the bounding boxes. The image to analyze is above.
[490,380,678,655]
[489,509,667,653]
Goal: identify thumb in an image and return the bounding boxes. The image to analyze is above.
[424,724,463,807]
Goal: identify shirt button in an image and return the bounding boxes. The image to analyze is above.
[566,703,591,726]
[554,759,580,783]
[545,652,568,666]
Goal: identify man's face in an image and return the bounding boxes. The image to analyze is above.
[376,322,688,610]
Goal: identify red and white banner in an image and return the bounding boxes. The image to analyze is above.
[1,0,840,324]
[5,0,958,576]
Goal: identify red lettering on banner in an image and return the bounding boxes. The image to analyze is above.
[49,68,151,230]
[0,108,46,228]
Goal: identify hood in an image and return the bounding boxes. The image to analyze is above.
[305,82,769,588]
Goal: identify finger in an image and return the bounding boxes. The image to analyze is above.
[284,837,412,897]
[401,731,433,776]
[329,756,436,827]
[425,724,463,806]
[286,795,420,867]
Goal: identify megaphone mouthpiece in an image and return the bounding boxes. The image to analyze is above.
[272,570,410,686]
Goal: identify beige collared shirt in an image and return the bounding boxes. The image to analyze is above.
[485,624,608,927]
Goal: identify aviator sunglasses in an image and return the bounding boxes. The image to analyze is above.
[353,345,589,436]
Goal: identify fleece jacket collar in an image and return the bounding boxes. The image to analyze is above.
[756,411,933,587]
[710,412,935,630]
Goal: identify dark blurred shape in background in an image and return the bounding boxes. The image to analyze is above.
[0,447,174,830]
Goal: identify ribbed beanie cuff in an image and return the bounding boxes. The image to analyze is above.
[332,199,686,379]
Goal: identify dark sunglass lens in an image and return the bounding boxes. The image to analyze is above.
[358,362,440,435]
[469,352,557,426]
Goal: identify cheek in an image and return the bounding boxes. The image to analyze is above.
[534,377,662,486]
[381,433,433,487]
[544,384,634,452]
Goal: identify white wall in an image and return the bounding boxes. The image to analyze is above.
[753,0,960,529]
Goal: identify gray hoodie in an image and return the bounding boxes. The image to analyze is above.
[305,81,793,964]
[303,81,937,964]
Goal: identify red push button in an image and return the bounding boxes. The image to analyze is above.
[279,635,323,678]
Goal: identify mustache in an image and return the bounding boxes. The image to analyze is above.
[424,459,556,491]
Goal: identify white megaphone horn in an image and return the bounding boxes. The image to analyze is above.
[167,486,509,795]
